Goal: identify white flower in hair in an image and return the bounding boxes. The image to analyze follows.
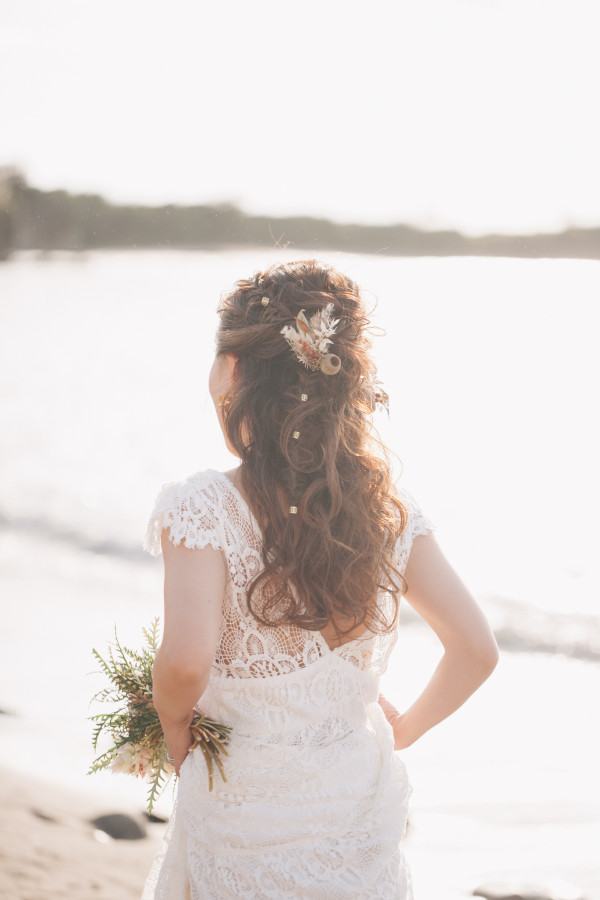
[280,303,342,374]
[360,374,390,414]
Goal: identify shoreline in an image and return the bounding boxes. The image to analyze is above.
[2,630,600,899]
[1,526,599,898]
[1,761,599,900]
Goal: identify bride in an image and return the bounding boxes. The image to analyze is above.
[142,260,499,899]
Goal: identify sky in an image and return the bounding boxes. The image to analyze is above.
[1,0,599,235]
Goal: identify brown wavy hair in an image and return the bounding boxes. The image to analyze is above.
[216,260,407,638]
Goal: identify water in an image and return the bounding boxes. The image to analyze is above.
[1,249,599,895]
[1,249,598,635]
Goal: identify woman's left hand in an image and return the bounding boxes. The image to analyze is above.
[162,712,195,776]
[378,694,413,751]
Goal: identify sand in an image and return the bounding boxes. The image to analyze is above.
[0,766,162,900]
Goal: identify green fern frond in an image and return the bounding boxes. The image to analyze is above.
[146,763,170,813]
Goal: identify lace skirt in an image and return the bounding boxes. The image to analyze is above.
[142,717,413,900]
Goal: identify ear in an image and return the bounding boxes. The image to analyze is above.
[225,354,238,380]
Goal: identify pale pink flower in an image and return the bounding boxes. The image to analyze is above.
[110,742,135,775]
[110,742,154,779]
[130,744,153,779]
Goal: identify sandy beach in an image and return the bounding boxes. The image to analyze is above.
[2,743,600,900]
[1,589,599,900]
[0,765,162,900]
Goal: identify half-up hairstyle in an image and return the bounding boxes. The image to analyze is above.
[216,260,408,638]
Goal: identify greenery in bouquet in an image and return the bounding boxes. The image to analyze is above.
[89,619,231,812]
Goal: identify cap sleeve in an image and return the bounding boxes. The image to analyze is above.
[394,487,435,575]
[143,472,224,556]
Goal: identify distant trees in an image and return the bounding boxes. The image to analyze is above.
[0,167,18,259]
[1,168,599,260]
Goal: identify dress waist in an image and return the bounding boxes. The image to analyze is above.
[197,653,382,740]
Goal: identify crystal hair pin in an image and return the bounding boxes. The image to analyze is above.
[280,303,341,375]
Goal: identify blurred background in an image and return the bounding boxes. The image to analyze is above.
[1,2,599,899]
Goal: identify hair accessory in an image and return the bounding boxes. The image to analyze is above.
[261,296,269,306]
[361,375,390,414]
[280,303,341,375]
[217,394,231,408]
[292,431,300,439]
[371,376,390,413]
[320,353,341,375]
[289,505,298,515]
[374,388,390,413]
[300,393,308,402]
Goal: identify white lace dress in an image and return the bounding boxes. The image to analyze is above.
[142,469,433,900]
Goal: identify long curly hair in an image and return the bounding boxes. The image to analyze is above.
[216,260,407,638]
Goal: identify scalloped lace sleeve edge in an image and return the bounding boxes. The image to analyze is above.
[394,486,435,573]
[142,475,223,557]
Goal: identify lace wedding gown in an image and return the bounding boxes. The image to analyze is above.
[142,469,433,900]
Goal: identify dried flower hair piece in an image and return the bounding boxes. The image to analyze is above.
[360,375,390,414]
[374,386,390,414]
[280,303,341,375]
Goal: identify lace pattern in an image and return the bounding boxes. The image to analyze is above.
[144,470,433,682]
[142,469,433,899]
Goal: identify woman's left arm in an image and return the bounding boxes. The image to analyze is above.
[152,531,226,774]
[379,532,499,749]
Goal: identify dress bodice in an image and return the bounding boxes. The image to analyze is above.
[144,468,433,686]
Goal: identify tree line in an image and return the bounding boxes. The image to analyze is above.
[1,168,599,260]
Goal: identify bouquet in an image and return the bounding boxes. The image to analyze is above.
[89,619,231,812]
